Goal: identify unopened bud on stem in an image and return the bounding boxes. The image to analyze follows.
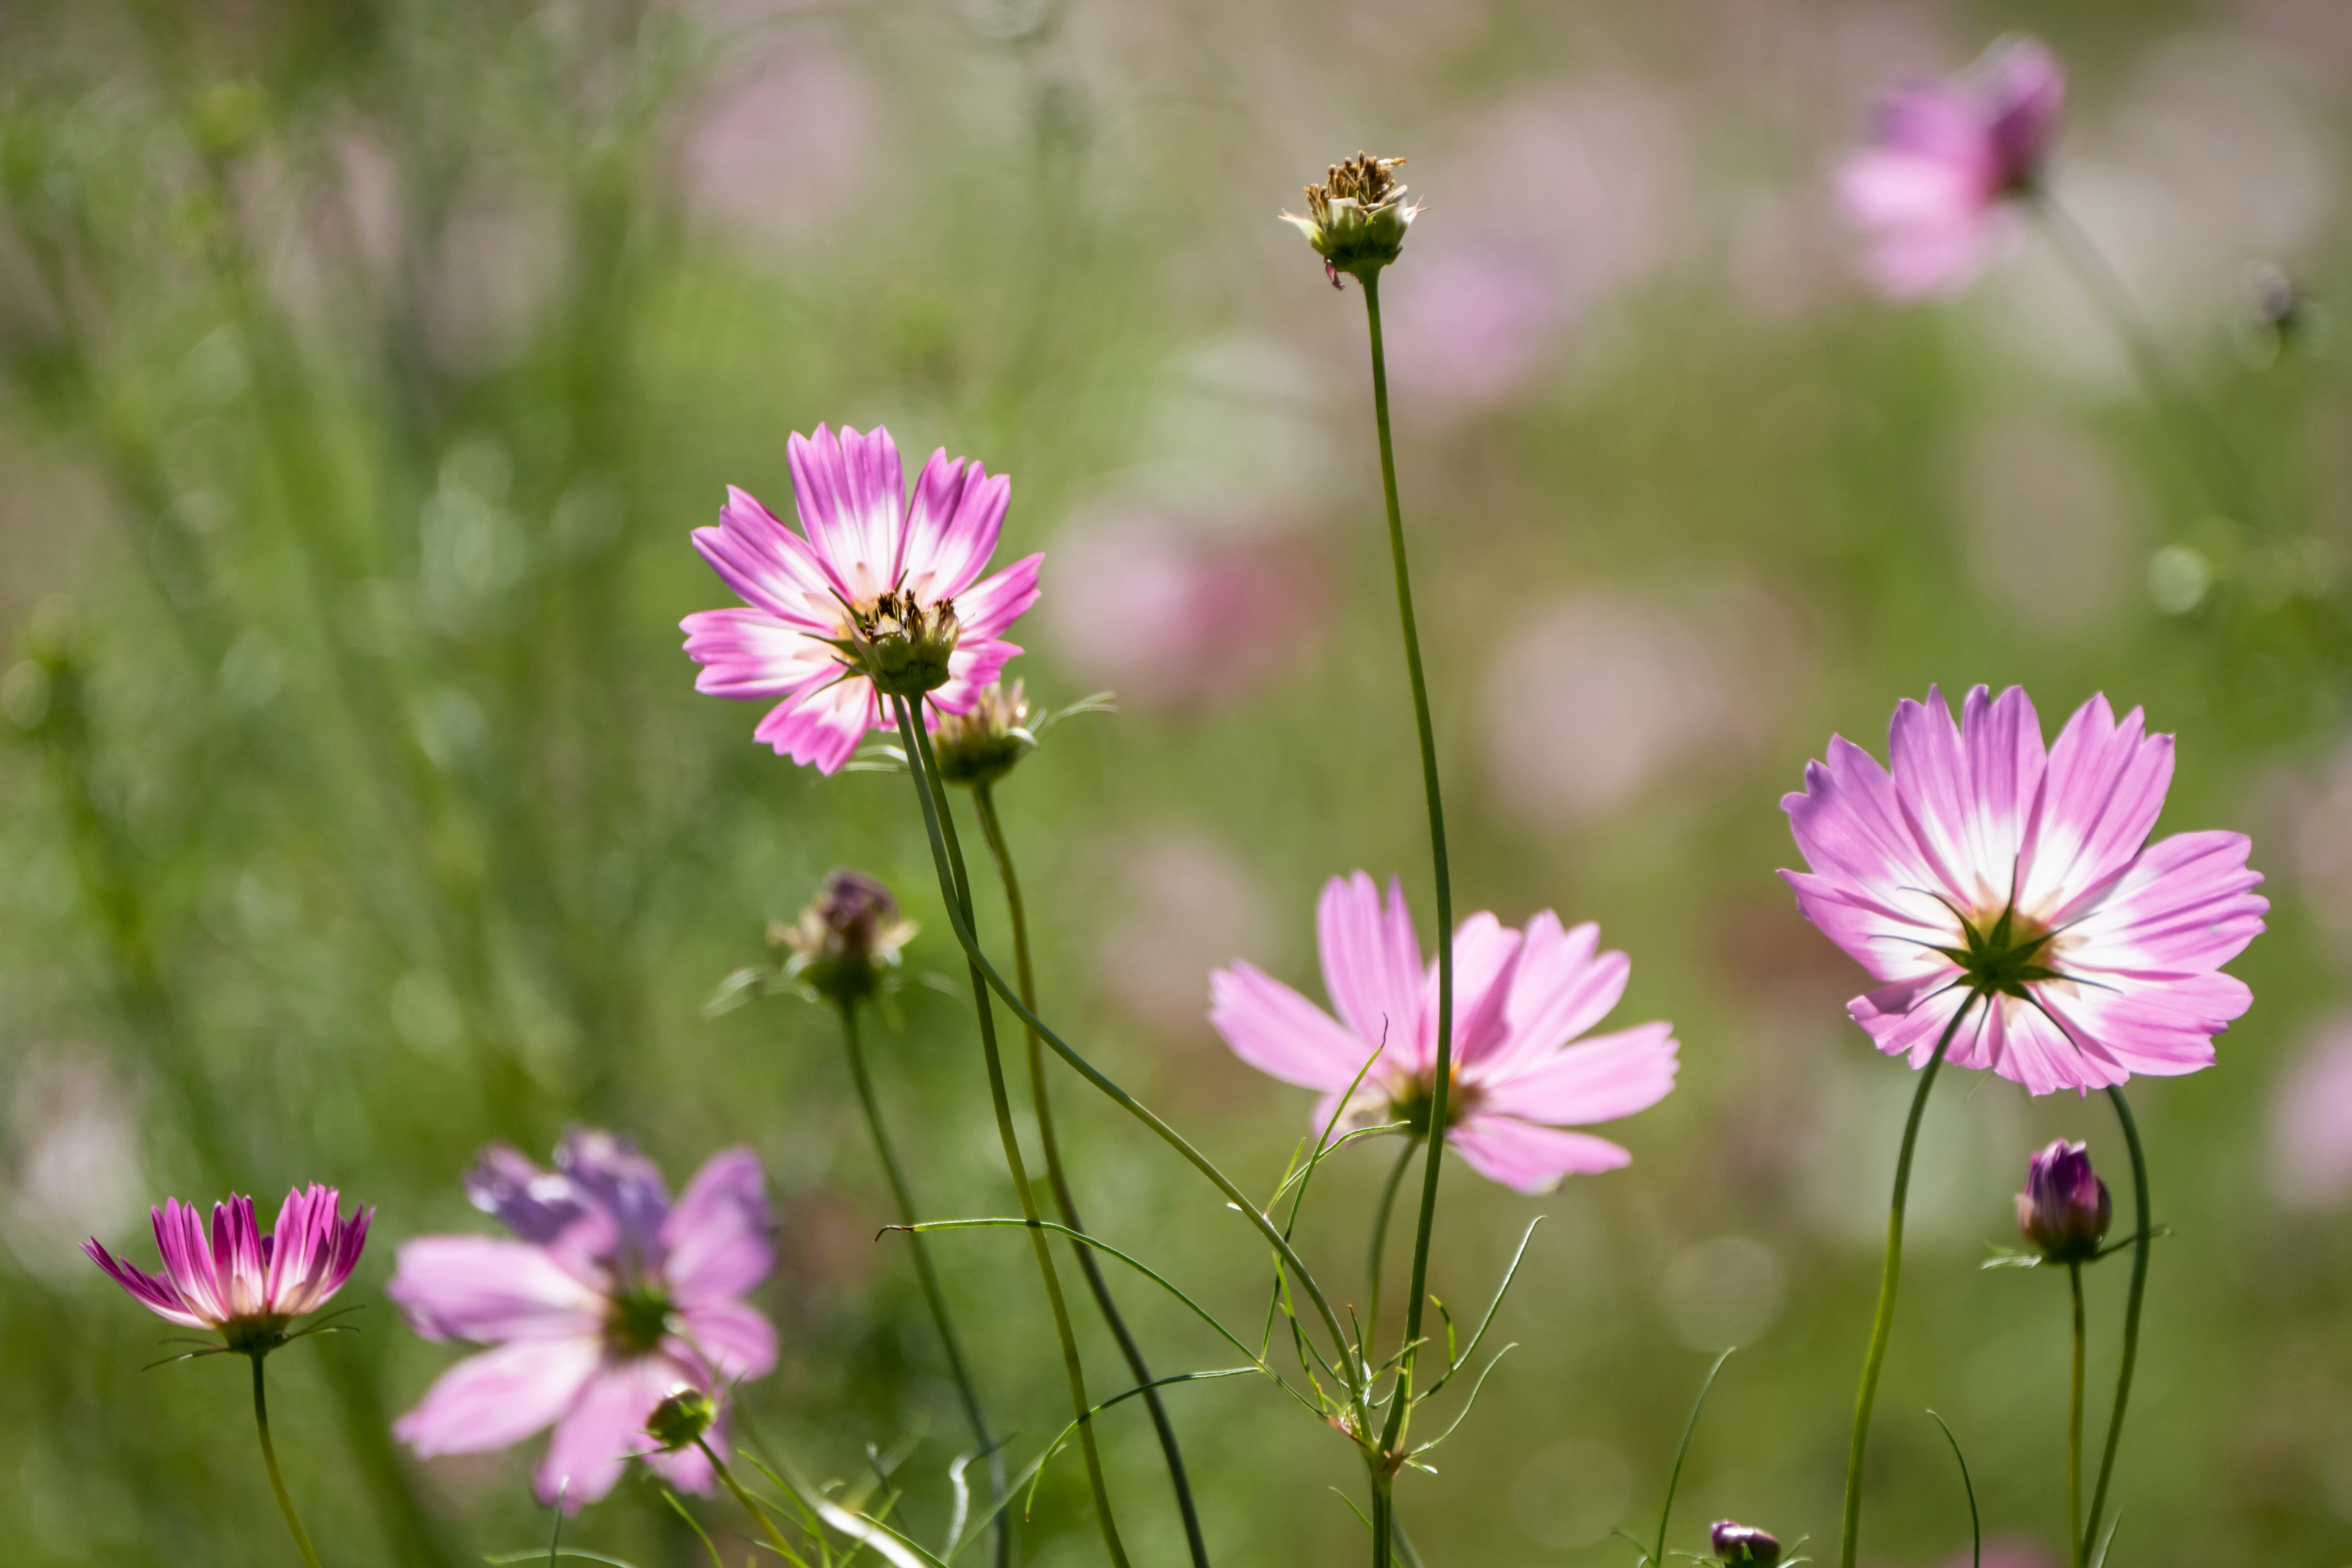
[1711,1521,1781,1566]
[774,869,916,1005]
[2016,1138,2111,1265]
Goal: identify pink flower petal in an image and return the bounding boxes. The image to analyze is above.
[1482,913,1628,1076]
[388,1236,606,1343]
[1425,914,1523,1068]
[673,1303,778,1384]
[535,1355,692,1511]
[682,609,842,701]
[1207,961,1374,1091]
[660,1148,774,1308]
[752,674,880,774]
[902,450,1011,605]
[1479,1020,1679,1125]
[953,554,1042,643]
[83,1237,207,1327]
[1447,1115,1631,1195]
[787,425,907,604]
[2016,695,2172,919]
[1317,873,1425,1074]
[393,1336,601,1458]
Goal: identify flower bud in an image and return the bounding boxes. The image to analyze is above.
[2016,1138,2111,1264]
[1710,1521,1781,1566]
[932,680,1035,788]
[644,1385,715,1451]
[842,587,960,698]
[1280,153,1419,287]
[775,869,916,1005]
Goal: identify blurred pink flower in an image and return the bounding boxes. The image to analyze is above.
[1209,872,1678,1194]
[391,1131,776,1511]
[679,36,876,253]
[1838,35,2066,297]
[2270,1015,2352,1210]
[1382,244,1564,413]
[1098,830,1272,1037]
[1783,685,2267,1095]
[1938,1540,2061,1568]
[682,424,1041,773]
[1044,504,1327,710]
[85,1185,371,1349]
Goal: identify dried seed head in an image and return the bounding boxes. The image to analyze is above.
[1280,151,1419,286]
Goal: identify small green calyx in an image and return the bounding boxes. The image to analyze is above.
[645,1385,716,1451]
[932,680,1036,788]
[221,1314,294,1356]
[1281,152,1419,285]
[606,1287,673,1355]
[1939,905,2063,999]
[838,587,960,698]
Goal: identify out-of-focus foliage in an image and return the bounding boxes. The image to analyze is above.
[0,1,2348,1564]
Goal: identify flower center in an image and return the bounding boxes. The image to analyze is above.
[606,1286,674,1355]
[1388,1071,1478,1138]
[837,587,960,699]
[1939,904,2063,998]
[220,1313,294,1356]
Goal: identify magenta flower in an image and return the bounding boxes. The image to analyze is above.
[390,1131,777,1511]
[1208,872,1679,1194]
[1782,685,2267,1095]
[1837,35,2065,298]
[2016,1138,2111,1263]
[682,424,1042,774]
[85,1185,372,1353]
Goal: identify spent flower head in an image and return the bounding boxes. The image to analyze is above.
[1281,152,1419,287]
[774,869,916,1004]
[85,1185,372,1358]
[932,679,1035,787]
[2017,1138,2111,1264]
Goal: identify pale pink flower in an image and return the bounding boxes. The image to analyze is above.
[390,1131,776,1511]
[1838,35,2066,297]
[1208,873,1679,1194]
[85,1185,371,1352]
[682,424,1041,774]
[2269,1015,2352,1210]
[1782,685,2267,1095]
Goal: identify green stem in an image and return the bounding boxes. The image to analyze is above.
[1838,993,1979,1568]
[836,1000,1009,1568]
[251,1353,326,1568]
[1369,1466,1393,1568]
[1365,1136,1419,1359]
[892,700,1130,1568]
[884,701,1354,1366]
[971,782,1212,1568]
[2068,1262,2087,1568]
[696,1436,799,1561]
[2080,1087,2150,1562]
[1359,273,1455,1487]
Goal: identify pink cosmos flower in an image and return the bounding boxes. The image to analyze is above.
[390,1131,776,1511]
[85,1185,372,1352]
[1208,872,1679,1194]
[1838,35,2066,298]
[1782,685,2267,1096]
[683,424,1042,774]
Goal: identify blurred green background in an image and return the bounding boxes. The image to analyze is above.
[1,0,2348,1564]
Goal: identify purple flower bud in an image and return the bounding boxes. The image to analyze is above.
[775,869,916,1004]
[1711,1521,1781,1565]
[2016,1138,2111,1264]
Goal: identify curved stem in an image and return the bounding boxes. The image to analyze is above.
[2068,1262,2087,1568]
[836,1000,1010,1568]
[1838,993,1978,1568]
[971,782,1213,1568]
[888,698,1354,1366]
[891,700,1130,1568]
[2081,1087,2150,1562]
[1359,273,1455,1483]
[696,1436,799,1561]
[251,1353,326,1568]
[1365,1136,1419,1360]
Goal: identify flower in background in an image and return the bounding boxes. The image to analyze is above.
[682,425,1041,773]
[1838,35,2065,297]
[1209,872,1678,1194]
[2269,1015,2352,1210]
[2016,1138,2111,1263]
[391,1131,775,1511]
[1044,505,1329,712]
[85,1185,371,1355]
[1782,686,2267,1095]
[774,869,916,1005]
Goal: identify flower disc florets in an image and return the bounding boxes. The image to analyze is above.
[775,869,916,1005]
[932,679,1035,787]
[1281,152,1419,285]
[837,585,961,698]
[1939,903,2062,1000]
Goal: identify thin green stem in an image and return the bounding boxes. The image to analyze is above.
[1368,1466,1394,1568]
[970,781,1212,1568]
[251,1353,326,1568]
[696,1436,800,1561]
[886,699,1354,1366]
[2081,1087,2150,1562]
[892,699,1129,1568]
[836,1000,1009,1568]
[1359,273,1455,1485]
[1655,1348,1738,1568]
[2068,1262,2087,1568]
[1839,993,1979,1568]
[1365,1136,1419,1359]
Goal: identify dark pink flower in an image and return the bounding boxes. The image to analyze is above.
[2016,1138,2111,1262]
[390,1131,776,1511]
[1208,873,1678,1194]
[85,1185,371,1352]
[1838,35,2066,297]
[682,425,1041,774]
[1782,686,2267,1095]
